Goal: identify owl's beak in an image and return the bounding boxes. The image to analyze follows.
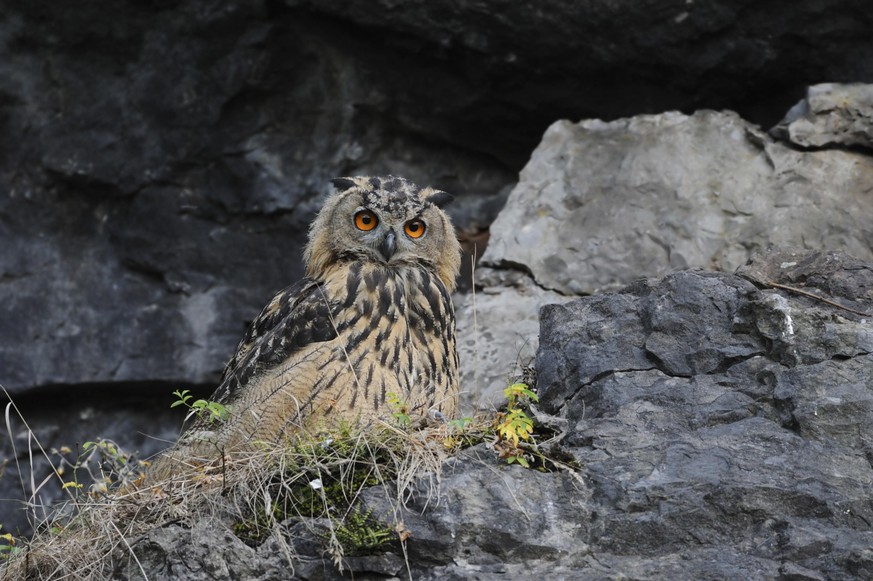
[379,229,397,261]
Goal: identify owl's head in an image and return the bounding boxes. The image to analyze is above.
[304,176,463,292]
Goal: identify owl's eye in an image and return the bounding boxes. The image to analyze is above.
[404,219,426,239]
[354,210,378,231]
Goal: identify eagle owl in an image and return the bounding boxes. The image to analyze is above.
[151,176,461,477]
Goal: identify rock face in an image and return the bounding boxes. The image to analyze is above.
[3,0,873,567]
[465,99,873,414]
[288,0,873,127]
[0,1,513,396]
[0,0,509,535]
[772,83,873,150]
[481,110,873,295]
[112,250,873,579]
[454,270,570,412]
[533,249,873,578]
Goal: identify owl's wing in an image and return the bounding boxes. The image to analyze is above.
[209,277,338,406]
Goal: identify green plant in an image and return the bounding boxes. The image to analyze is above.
[496,383,537,445]
[51,438,148,495]
[332,507,393,555]
[386,392,411,428]
[232,422,410,552]
[0,525,18,559]
[494,383,539,468]
[441,416,475,449]
[447,417,473,431]
[171,389,230,424]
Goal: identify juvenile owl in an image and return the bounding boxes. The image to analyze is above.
[151,176,462,477]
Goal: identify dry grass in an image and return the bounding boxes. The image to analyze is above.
[0,405,491,581]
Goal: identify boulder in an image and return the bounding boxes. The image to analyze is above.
[481,111,873,294]
[454,269,570,413]
[462,100,873,413]
[772,83,873,150]
[535,250,873,578]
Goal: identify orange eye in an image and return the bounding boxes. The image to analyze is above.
[354,210,378,231]
[404,219,426,239]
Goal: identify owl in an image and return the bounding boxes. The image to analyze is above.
[149,176,462,479]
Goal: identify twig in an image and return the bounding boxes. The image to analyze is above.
[0,382,80,525]
[110,519,149,580]
[471,244,479,406]
[5,402,25,500]
[766,281,872,317]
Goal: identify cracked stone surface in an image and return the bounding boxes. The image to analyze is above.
[533,249,873,579]
[771,83,873,150]
[481,110,873,295]
[5,0,873,396]
[454,268,572,413]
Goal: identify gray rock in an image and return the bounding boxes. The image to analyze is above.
[4,0,873,575]
[772,83,873,149]
[5,0,873,399]
[736,248,873,310]
[359,446,593,580]
[0,0,515,397]
[482,111,873,294]
[287,0,873,128]
[0,0,526,536]
[112,518,290,581]
[535,251,873,579]
[454,269,570,413]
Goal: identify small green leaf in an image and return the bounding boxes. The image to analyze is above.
[448,417,473,430]
[504,382,538,402]
[507,455,530,468]
[521,388,539,402]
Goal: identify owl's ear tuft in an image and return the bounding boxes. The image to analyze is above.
[330,177,357,191]
[426,190,454,208]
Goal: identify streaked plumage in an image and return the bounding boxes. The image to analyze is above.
[149,176,461,479]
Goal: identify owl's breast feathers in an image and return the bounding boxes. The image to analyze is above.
[190,259,459,446]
